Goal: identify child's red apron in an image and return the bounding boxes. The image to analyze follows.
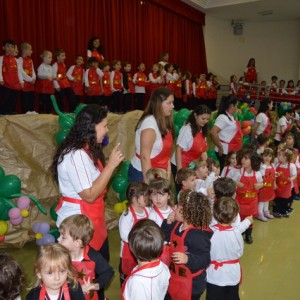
[276,163,292,199]
[259,165,275,202]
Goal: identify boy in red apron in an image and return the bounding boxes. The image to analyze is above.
[122,219,170,300]
[58,214,114,300]
[161,190,212,300]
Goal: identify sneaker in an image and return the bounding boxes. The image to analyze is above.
[273,212,282,218]
[287,208,294,214]
[264,212,274,219]
[281,213,289,218]
[256,213,268,222]
[293,195,300,201]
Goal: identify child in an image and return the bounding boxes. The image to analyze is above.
[144,167,168,184]
[274,147,297,218]
[26,244,85,299]
[190,159,211,192]
[257,133,270,155]
[175,167,197,192]
[233,150,263,244]
[85,57,102,105]
[119,182,150,283]
[148,63,162,97]
[173,65,183,110]
[36,50,55,113]
[206,197,253,300]
[133,62,149,111]
[18,42,36,113]
[110,59,123,112]
[122,61,134,112]
[274,109,293,144]
[277,79,286,95]
[258,148,276,221]
[0,39,23,114]
[207,74,219,111]
[206,158,220,184]
[58,214,114,300]
[122,219,170,300]
[284,80,296,95]
[0,253,25,300]
[229,75,237,95]
[220,151,237,178]
[99,60,112,109]
[53,49,75,112]
[67,55,85,105]
[162,190,212,300]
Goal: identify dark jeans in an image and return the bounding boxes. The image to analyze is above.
[134,93,145,111]
[128,163,143,182]
[21,91,35,112]
[123,93,133,112]
[206,282,240,300]
[0,86,18,114]
[55,87,76,112]
[215,151,226,170]
[39,93,53,113]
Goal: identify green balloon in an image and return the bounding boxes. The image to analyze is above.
[58,114,75,130]
[172,110,178,123]
[0,201,11,221]
[209,119,215,129]
[241,107,249,114]
[112,175,129,194]
[207,149,218,162]
[243,135,250,146]
[119,161,131,177]
[180,108,190,119]
[55,129,70,144]
[0,175,21,198]
[0,167,5,178]
[50,204,58,221]
[175,112,187,127]
[74,103,87,117]
[119,191,127,201]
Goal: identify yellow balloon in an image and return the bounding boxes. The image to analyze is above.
[21,209,29,217]
[114,203,125,214]
[36,233,42,239]
[0,221,8,236]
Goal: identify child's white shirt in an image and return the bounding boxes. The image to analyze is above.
[149,206,173,227]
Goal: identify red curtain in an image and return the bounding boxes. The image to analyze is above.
[0,0,207,77]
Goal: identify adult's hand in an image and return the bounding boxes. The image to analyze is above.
[107,143,124,169]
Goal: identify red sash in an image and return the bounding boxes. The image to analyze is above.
[71,66,84,96]
[220,118,243,152]
[236,169,258,216]
[2,55,21,90]
[56,62,70,89]
[22,57,35,92]
[181,131,207,168]
[121,206,149,276]
[258,165,275,202]
[86,69,101,96]
[39,283,70,300]
[276,163,292,198]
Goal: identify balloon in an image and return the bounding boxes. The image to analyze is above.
[251,119,255,125]
[21,209,29,217]
[180,108,191,118]
[112,175,128,194]
[33,222,41,233]
[175,109,190,126]
[8,208,21,219]
[55,129,70,144]
[10,216,23,225]
[243,135,250,145]
[41,233,55,245]
[122,200,128,211]
[39,222,50,234]
[0,221,8,235]
[175,124,181,136]
[119,191,127,201]
[241,121,251,128]
[119,161,131,177]
[0,202,11,221]
[241,107,249,114]
[0,236,5,242]
[242,127,251,135]
[58,114,75,130]
[208,119,215,129]
[0,167,5,178]
[114,202,125,214]
[50,204,58,221]
[283,105,288,110]
[207,149,218,162]
[102,136,109,147]
[17,196,30,210]
[0,175,21,198]
[74,103,87,116]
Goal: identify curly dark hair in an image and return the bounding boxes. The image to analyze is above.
[179,190,212,228]
[186,104,211,137]
[0,254,25,300]
[87,36,104,55]
[51,105,107,180]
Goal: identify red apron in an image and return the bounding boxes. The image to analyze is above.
[244,67,257,83]
[181,131,207,168]
[35,78,55,94]
[259,165,275,202]
[22,57,35,92]
[57,62,71,89]
[55,159,107,251]
[113,71,123,90]
[263,113,271,134]
[71,66,84,96]
[121,206,149,276]
[174,79,182,98]
[136,71,149,87]
[39,282,70,300]
[121,260,160,300]
[102,71,112,96]
[236,169,258,216]
[86,69,101,96]
[127,73,135,93]
[293,150,300,192]
[91,50,103,63]
[2,55,21,90]
[148,73,161,95]
[276,163,292,199]
[168,223,205,300]
[276,120,292,141]
[207,83,217,99]
[220,118,242,152]
[223,166,231,177]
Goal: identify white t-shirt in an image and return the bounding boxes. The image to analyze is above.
[214,113,238,155]
[255,112,269,135]
[123,261,170,300]
[56,149,100,226]
[149,206,173,227]
[274,116,292,141]
[231,168,263,184]
[131,116,164,171]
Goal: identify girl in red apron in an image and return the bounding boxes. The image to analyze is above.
[110,59,123,112]
[119,182,150,284]
[87,37,104,63]
[244,58,257,83]
[26,244,85,300]
[274,148,297,217]
[220,151,237,178]
[162,190,212,300]
[235,151,263,244]
[258,148,276,221]
[148,63,163,96]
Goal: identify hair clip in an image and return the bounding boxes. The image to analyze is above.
[155,174,161,179]
[189,162,196,169]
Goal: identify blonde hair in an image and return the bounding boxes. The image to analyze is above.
[145,168,168,184]
[59,214,94,247]
[40,50,52,59]
[20,42,31,52]
[33,244,78,289]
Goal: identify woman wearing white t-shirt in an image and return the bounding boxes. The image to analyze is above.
[52,105,124,260]
[128,87,174,182]
[274,109,294,145]
[251,99,273,139]
[211,95,242,168]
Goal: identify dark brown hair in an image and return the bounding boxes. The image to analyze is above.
[213,197,239,224]
[213,177,236,199]
[149,178,174,206]
[175,168,196,185]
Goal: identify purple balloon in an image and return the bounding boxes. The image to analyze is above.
[17,196,30,210]
[10,216,23,225]
[36,237,44,246]
[8,208,21,219]
[38,222,50,234]
[102,136,109,147]
[33,222,41,233]
[42,233,55,245]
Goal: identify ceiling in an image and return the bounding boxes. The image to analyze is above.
[182,0,300,22]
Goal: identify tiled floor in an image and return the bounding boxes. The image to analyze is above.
[6,201,300,299]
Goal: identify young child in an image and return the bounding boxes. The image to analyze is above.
[0,253,25,300]
[175,167,197,192]
[133,62,149,110]
[220,151,237,178]
[99,60,112,109]
[122,61,134,112]
[229,75,237,95]
[274,109,293,144]
[165,63,178,95]
[144,167,168,184]
[284,80,296,95]
[148,63,162,97]
[183,71,192,108]
[18,42,36,113]
[206,197,253,300]
[0,39,23,114]
[85,57,102,105]
[122,219,170,300]
[53,48,75,112]
[119,182,150,283]
[36,50,55,113]
[274,147,297,218]
[233,150,263,244]
[26,244,85,299]
[191,159,211,191]
[257,133,270,155]
[206,74,219,111]
[58,214,114,300]
[67,55,85,105]
[258,148,276,221]
[110,59,123,112]
[162,190,212,300]
[206,158,221,184]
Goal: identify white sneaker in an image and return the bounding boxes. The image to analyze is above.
[257,213,268,222]
[264,211,274,219]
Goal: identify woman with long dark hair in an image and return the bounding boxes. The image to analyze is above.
[52,105,124,260]
[87,36,104,63]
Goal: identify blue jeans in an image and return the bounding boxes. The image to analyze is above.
[128,164,143,182]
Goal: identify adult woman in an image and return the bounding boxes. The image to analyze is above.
[174,105,211,171]
[251,99,273,139]
[244,58,258,83]
[211,95,242,168]
[128,87,174,182]
[52,105,124,260]
[87,36,104,63]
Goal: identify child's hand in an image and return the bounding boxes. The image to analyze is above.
[172,252,188,264]
[48,77,53,81]
[207,187,215,200]
[20,82,24,89]
[81,277,93,294]
[254,183,263,190]
[167,211,175,224]
[32,79,36,84]
[246,215,253,224]
[56,88,61,92]
[236,182,244,188]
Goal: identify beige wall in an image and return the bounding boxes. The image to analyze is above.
[204,16,300,85]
